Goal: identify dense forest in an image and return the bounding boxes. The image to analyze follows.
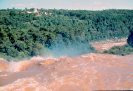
[0,8,133,60]
[104,26,133,56]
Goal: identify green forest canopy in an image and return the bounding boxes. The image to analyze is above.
[0,8,133,60]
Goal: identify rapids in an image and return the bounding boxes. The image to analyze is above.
[0,53,133,90]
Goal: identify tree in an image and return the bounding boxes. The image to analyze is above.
[127,30,133,47]
[10,10,16,16]
[7,47,19,57]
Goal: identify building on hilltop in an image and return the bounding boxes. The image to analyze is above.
[34,8,38,13]
[27,8,38,13]
[26,8,52,16]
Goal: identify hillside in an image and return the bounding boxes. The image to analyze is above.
[0,9,133,60]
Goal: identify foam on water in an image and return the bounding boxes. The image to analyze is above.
[0,53,133,90]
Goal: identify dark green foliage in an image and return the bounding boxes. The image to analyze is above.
[0,9,133,60]
[127,30,133,47]
[10,10,17,16]
[103,44,133,56]
[7,47,19,57]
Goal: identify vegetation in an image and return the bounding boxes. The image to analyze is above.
[0,8,133,60]
[104,23,133,56]
[103,44,133,56]
[127,30,133,47]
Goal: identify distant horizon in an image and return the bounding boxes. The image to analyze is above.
[0,0,133,10]
[0,8,133,11]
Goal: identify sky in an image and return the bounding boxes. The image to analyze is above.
[0,0,133,10]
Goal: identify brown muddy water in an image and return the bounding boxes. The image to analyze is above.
[0,53,133,90]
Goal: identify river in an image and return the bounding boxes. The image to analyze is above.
[0,53,133,90]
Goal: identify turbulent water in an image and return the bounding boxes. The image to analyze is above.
[0,53,133,90]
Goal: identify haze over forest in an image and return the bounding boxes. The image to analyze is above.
[0,8,133,60]
[0,0,133,60]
